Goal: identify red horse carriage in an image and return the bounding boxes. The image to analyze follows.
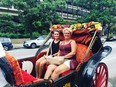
[0,22,112,87]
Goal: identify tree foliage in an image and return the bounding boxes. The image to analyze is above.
[0,0,115,38]
[74,0,116,37]
[0,14,16,33]
[74,0,116,32]
[1,0,66,38]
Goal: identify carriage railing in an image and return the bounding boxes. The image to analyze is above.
[75,30,97,72]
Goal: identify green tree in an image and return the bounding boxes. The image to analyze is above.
[74,0,116,37]
[1,0,66,38]
[0,14,16,33]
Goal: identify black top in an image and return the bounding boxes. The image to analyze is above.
[48,40,60,55]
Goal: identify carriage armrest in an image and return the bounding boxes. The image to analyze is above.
[35,51,46,61]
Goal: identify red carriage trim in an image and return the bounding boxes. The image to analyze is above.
[5,51,24,86]
[35,51,46,61]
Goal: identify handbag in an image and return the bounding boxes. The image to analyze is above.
[44,55,64,65]
[44,42,64,65]
[70,59,78,70]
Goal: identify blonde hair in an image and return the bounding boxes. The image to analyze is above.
[63,28,73,34]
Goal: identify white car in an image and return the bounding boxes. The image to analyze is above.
[23,35,53,48]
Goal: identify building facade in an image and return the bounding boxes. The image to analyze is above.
[0,0,89,20]
[56,0,90,20]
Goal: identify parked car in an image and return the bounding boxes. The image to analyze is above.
[0,37,13,51]
[23,35,53,48]
[106,36,116,41]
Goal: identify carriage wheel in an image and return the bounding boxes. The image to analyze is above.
[91,63,108,87]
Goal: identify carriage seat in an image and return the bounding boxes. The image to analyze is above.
[61,43,92,76]
[36,43,93,76]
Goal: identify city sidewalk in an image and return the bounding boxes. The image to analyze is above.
[13,44,23,49]
[11,38,29,49]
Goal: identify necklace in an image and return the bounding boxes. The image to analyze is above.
[54,40,60,43]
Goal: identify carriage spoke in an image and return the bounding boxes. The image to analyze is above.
[91,63,108,87]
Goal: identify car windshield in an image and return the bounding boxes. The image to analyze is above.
[37,35,47,40]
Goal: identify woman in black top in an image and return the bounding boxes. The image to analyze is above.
[35,30,61,78]
[48,40,60,55]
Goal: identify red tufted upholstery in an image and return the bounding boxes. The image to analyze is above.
[76,43,93,64]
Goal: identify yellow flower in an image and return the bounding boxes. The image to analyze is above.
[87,27,91,30]
[95,23,102,30]
[77,23,81,27]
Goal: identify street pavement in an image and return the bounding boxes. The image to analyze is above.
[102,41,116,87]
[13,44,23,49]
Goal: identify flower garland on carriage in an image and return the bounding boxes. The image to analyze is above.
[49,21,102,45]
[49,21,102,32]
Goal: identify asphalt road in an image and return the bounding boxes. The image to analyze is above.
[8,48,38,59]
[102,41,116,87]
[8,41,116,87]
